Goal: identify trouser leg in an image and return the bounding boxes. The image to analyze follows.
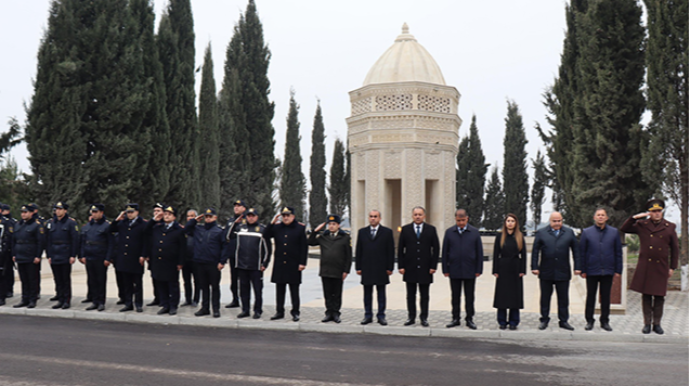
[229,261,239,302]
[405,282,417,319]
[322,277,335,315]
[539,279,554,323]
[463,279,476,321]
[123,272,134,307]
[209,267,220,312]
[555,280,570,323]
[133,273,143,308]
[57,264,71,304]
[598,275,613,323]
[375,284,386,319]
[169,278,180,310]
[275,283,286,314]
[652,295,665,325]
[289,282,300,316]
[585,276,599,323]
[363,284,373,319]
[182,262,193,303]
[251,270,263,313]
[642,294,652,325]
[95,262,107,305]
[116,269,125,301]
[50,263,59,297]
[450,278,461,320]
[197,263,211,311]
[509,309,520,326]
[157,279,170,309]
[238,269,251,313]
[85,260,95,304]
[419,283,430,320]
[497,309,507,326]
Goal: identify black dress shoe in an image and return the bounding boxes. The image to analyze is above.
[377,318,388,326]
[585,322,594,331]
[509,325,517,330]
[169,308,177,316]
[404,318,415,326]
[195,309,210,317]
[322,314,334,323]
[652,324,664,335]
[333,314,341,324]
[180,301,192,307]
[62,303,70,309]
[81,298,92,304]
[14,301,29,308]
[6,292,13,298]
[213,310,220,318]
[252,312,262,319]
[0,299,5,306]
[120,305,134,312]
[27,302,36,309]
[558,321,574,331]
[361,317,373,325]
[157,307,170,315]
[225,300,240,309]
[600,322,612,332]
[116,299,125,305]
[642,324,651,334]
[192,301,198,307]
[50,295,60,301]
[446,319,460,328]
[292,315,300,322]
[538,321,549,330]
[270,313,284,321]
[146,300,160,307]
[237,311,250,318]
[136,307,143,313]
[85,303,98,311]
[466,320,477,330]
[499,324,507,330]
[97,304,105,312]
[52,302,64,309]
[421,319,429,327]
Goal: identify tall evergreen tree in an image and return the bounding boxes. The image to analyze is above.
[456,114,488,225]
[502,101,529,227]
[198,43,220,210]
[309,102,327,227]
[483,166,504,231]
[569,0,650,228]
[642,0,689,267]
[25,0,151,221]
[158,0,198,210]
[279,91,305,221]
[530,150,548,231]
[329,138,348,217]
[220,0,275,222]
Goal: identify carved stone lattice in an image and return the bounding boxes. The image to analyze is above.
[418,95,451,113]
[375,94,413,111]
[351,97,371,116]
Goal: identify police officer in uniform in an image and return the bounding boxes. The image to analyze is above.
[621,199,679,334]
[234,208,271,319]
[181,209,199,307]
[147,203,165,307]
[110,204,147,312]
[12,204,46,308]
[1,203,15,298]
[146,205,185,315]
[265,207,308,322]
[80,204,114,311]
[224,199,247,309]
[185,208,228,318]
[45,202,79,309]
[0,205,12,306]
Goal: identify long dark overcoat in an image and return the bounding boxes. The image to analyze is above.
[397,222,439,284]
[265,222,308,284]
[109,217,147,274]
[492,232,526,309]
[355,226,395,286]
[146,221,186,282]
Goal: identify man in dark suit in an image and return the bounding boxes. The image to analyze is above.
[110,204,147,312]
[441,209,483,329]
[355,210,394,326]
[398,206,439,327]
[531,211,581,331]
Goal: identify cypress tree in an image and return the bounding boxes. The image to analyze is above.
[642,0,689,267]
[329,138,347,217]
[570,0,649,228]
[456,114,488,225]
[158,0,198,210]
[309,102,327,227]
[25,0,151,221]
[220,0,275,222]
[279,91,306,221]
[530,150,548,231]
[502,101,529,227]
[483,166,504,231]
[198,43,220,210]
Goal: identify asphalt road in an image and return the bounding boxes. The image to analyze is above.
[0,315,686,386]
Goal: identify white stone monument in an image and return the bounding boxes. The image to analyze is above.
[347,24,462,245]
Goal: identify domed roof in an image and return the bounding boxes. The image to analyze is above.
[363,24,446,86]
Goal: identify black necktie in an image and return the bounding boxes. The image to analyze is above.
[371,228,376,238]
[416,225,421,238]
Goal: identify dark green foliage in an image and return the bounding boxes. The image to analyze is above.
[279,91,305,221]
[456,115,488,225]
[309,103,327,228]
[198,43,220,210]
[159,0,198,210]
[502,101,529,228]
[25,0,153,221]
[329,138,348,217]
[483,166,504,231]
[0,158,30,215]
[642,0,688,265]
[219,0,275,222]
[530,150,548,231]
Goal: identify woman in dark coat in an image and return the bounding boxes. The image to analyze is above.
[492,213,526,330]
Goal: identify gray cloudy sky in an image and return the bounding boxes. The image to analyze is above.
[0,1,612,223]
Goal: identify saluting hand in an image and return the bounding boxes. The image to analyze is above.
[633,212,650,220]
[195,214,204,222]
[314,222,326,232]
[234,215,244,223]
[116,211,126,221]
[271,213,281,225]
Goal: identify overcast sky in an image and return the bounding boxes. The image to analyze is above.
[0,1,672,224]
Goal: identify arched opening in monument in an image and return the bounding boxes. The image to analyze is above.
[384,178,402,245]
[425,179,441,225]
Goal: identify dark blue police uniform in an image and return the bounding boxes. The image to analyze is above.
[12,212,46,306]
[80,214,114,308]
[46,213,79,307]
[110,215,147,310]
[146,220,185,314]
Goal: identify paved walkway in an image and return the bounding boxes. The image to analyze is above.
[2,258,687,344]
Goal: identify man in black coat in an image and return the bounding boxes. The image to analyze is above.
[224,199,247,309]
[146,206,186,315]
[45,202,79,309]
[181,209,199,307]
[110,204,147,312]
[441,209,483,329]
[265,207,308,322]
[0,203,15,299]
[531,211,581,331]
[12,204,46,308]
[80,204,114,311]
[355,210,395,326]
[308,214,352,323]
[398,206,439,327]
[146,203,165,307]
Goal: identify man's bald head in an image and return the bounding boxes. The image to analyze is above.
[549,212,563,230]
